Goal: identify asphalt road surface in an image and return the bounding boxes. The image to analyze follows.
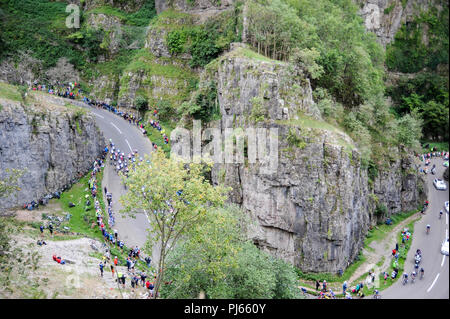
[78,102,154,253]
[382,157,449,299]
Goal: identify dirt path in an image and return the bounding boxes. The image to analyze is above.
[297,211,422,296]
[346,212,422,284]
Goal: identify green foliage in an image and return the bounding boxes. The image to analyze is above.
[155,99,174,122]
[179,80,219,122]
[0,0,156,75]
[289,47,324,79]
[166,29,189,55]
[159,205,302,299]
[396,113,423,149]
[188,28,222,68]
[384,3,396,15]
[120,151,230,298]
[135,95,148,116]
[165,9,241,67]
[0,168,24,199]
[0,0,86,69]
[386,6,449,73]
[287,128,307,149]
[246,0,385,107]
[0,82,22,102]
[88,0,156,27]
[374,203,387,217]
[249,96,267,123]
[387,71,448,142]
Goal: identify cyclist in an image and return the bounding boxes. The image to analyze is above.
[411,271,416,282]
[440,210,443,219]
[426,224,431,234]
[403,272,408,284]
[374,289,380,299]
[420,268,424,279]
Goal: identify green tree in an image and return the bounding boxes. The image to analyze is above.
[0,168,24,198]
[396,113,423,149]
[160,205,302,299]
[289,47,324,79]
[119,150,229,298]
[420,100,449,141]
[135,95,148,117]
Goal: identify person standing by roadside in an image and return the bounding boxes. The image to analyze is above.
[48,223,54,237]
[99,262,104,277]
[343,281,348,295]
[315,280,320,291]
[141,272,147,287]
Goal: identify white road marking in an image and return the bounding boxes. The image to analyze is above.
[441,254,446,267]
[94,113,104,119]
[427,273,440,293]
[125,139,133,153]
[110,122,122,134]
[446,213,448,225]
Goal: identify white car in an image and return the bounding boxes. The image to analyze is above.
[433,179,447,190]
[441,240,449,256]
[445,201,449,213]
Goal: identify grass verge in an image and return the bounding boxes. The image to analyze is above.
[364,208,419,247]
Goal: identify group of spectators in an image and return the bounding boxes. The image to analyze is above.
[30,81,165,297]
[32,81,82,100]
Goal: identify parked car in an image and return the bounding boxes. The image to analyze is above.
[441,240,449,256]
[445,201,449,213]
[433,179,447,190]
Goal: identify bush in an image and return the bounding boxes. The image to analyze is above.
[375,203,387,217]
[135,95,148,116]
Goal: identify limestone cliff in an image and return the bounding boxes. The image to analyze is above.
[174,46,426,272]
[0,92,105,210]
[357,0,442,47]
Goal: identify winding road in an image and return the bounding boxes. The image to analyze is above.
[77,102,154,252]
[382,157,449,299]
[73,98,448,299]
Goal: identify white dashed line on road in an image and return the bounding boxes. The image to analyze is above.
[125,139,133,153]
[93,113,104,119]
[427,273,440,293]
[441,254,446,267]
[110,122,122,134]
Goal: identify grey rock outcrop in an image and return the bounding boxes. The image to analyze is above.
[155,0,234,14]
[357,0,438,47]
[175,46,425,272]
[0,96,105,209]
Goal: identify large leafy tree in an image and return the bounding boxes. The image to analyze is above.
[119,150,229,298]
[159,205,303,299]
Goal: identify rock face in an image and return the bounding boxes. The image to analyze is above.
[87,13,124,59]
[0,96,105,210]
[177,46,426,272]
[155,0,234,14]
[357,0,437,46]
